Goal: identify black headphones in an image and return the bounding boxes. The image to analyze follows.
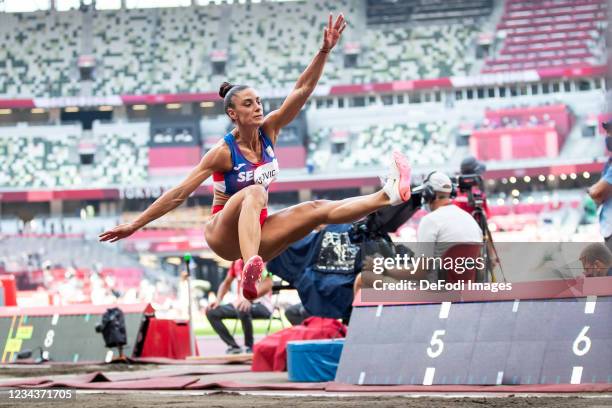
[421,171,455,204]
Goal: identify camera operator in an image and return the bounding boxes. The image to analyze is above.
[359,172,482,286]
[414,172,483,280]
[453,156,490,220]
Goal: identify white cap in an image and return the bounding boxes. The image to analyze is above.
[427,171,453,193]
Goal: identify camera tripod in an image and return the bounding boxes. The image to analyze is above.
[469,196,505,283]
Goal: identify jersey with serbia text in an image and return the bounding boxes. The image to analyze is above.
[212,129,280,197]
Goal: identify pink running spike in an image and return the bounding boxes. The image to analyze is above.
[393,151,412,202]
[242,255,264,301]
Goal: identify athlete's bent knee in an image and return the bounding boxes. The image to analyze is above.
[242,184,268,208]
[306,199,331,222]
[309,199,330,209]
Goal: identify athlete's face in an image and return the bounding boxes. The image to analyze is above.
[227,88,264,127]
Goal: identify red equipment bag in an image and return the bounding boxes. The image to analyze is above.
[251,317,346,372]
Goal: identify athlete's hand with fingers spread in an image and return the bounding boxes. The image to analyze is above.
[321,12,347,53]
[99,223,138,243]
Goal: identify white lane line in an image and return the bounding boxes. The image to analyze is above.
[585,296,597,314]
[496,371,504,385]
[358,371,366,385]
[423,367,435,385]
[376,304,383,317]
[439,302,451,319]
[571,366,583,384]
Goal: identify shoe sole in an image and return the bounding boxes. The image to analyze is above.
[242,255,263,301]
[393,151,412,202]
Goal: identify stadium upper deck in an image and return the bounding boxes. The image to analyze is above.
[1,0,498,98]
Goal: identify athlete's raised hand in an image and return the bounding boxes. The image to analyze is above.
[321,13,347,53]
[99,223,138,243]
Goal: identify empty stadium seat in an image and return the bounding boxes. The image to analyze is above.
[483,0,607,73]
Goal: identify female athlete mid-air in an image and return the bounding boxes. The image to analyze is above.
[99,13,412,300]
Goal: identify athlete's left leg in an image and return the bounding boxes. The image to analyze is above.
[258,190,391,261]
[259,150,412,261]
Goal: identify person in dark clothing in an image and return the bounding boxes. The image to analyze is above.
[206,259,273,354]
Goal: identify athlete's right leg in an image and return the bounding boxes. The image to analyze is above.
[204,184,268,261]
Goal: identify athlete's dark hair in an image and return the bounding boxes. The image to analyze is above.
[219,81,249,117]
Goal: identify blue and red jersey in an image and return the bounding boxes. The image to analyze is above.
[212,128,280,198]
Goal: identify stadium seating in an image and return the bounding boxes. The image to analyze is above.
[0,122,148,188]
[0,125,81,188]
[0,235,143,271]
[309,121,454,170]
[0,0,490,97]
[91,122,149,186]
[483,0,608,72]
[0,10,81,97]
[92,6,223,95]
[366,0,493,25]
[209,1,482,88]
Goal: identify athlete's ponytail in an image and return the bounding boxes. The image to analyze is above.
[219,81,234,98]
[219,81,249,118]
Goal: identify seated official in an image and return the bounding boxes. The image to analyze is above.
[580,243,612,277]
[206,259,273,354]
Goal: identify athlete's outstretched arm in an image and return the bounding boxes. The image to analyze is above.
[263,13,347,143]
[99,145,228,242]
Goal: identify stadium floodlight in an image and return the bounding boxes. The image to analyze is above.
[560,174,567,180]
[0,109,11,115]
[65,106,79,112]
[99,106,114,111]
[583,172,591,179]
[569,173,577,180]
[200,101,215,108]
[166,103,181,110]
[523,176,531,183]
[132,105,147,111]
[538,175,546,182]
[548,174,555,181]
[31,108,45,114]
[511,189,520,197]
[509,176,516,184]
